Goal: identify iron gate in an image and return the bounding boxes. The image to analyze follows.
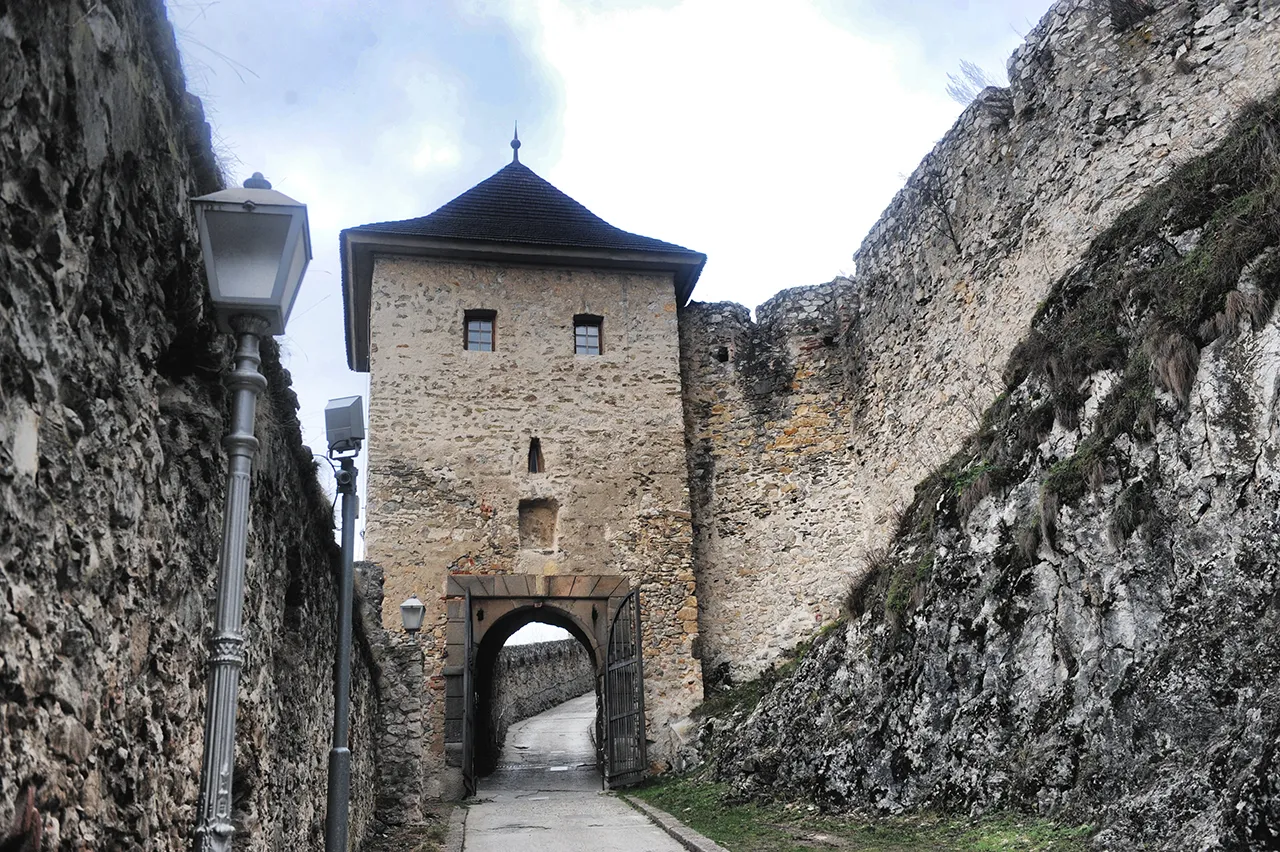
[462,587,476,797]
[604,588,647,787]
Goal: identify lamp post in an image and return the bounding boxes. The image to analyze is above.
[190,172,311,852]
[323,395,365,852]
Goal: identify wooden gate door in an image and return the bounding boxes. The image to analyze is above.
[604,589,647,787]
[462,587,476,797]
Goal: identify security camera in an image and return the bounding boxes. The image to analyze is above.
[324,396,365,455]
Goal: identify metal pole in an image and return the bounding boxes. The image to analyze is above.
[193,314,270,852]
[325,456,358,852]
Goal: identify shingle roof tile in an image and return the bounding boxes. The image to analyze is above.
[350,160,702,257]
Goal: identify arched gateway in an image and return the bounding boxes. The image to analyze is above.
[447,574,646,794]
[340,135,706,799]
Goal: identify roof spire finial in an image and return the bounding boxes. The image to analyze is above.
[511,121,521,163]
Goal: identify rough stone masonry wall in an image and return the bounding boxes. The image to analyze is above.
[366,257,701,793]
[490,640,595,753]
[681,0,1280,682]
[0,1,380,849]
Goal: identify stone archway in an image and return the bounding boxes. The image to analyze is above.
[471,604,598,776]
[442,574,634,789]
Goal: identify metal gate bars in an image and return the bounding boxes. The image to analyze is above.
[604,588,647,787]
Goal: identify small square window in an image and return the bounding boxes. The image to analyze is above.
[465,310,495,351]
[574,314,602,355]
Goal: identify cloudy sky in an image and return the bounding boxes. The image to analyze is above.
[171,0,1053,641]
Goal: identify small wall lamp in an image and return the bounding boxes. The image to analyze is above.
[401,595,426,635]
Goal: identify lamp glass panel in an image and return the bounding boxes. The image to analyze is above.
[277,219,310,327]
[203,209,293,302]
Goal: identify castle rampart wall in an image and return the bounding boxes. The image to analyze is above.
[682,0,1280,680]
[0,0,382,846]
[490,640,595,752]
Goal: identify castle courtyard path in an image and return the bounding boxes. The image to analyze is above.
[463,692,684,852]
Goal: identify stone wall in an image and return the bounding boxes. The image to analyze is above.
[0,1,380,848]
[365,257,702,792]
[682,0,1280,681]
[356,561,430,840]
[490,640,595,752]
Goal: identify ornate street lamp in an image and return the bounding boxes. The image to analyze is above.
[401,595,426,636]
[323,395,364,852]
[190,172,311,852]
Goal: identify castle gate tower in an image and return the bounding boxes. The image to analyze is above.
[340,137,705,797]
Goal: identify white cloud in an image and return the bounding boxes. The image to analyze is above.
[411,138,464,173]
[516,0,969,307]
[169,0,1052,554]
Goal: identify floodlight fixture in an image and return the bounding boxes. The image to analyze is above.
[325,395,366,456]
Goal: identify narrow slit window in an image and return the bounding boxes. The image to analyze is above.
[464,310,495,351]
[528,437,545,473]
[574,314,602,355]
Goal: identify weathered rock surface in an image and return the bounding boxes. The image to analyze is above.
[0,1,379,848]
[702,88,1280,850]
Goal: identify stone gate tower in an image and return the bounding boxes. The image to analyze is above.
[340,137,705,797]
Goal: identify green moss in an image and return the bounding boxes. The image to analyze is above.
[886,568,914,616]
[692,677,769,721]
[1042,440,1109,506]
[953,461,996,495]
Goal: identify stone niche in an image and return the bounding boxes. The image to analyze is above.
[518,498,559,551]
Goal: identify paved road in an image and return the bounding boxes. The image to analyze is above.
[463,692,683,852]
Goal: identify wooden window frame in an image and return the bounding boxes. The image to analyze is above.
[464,309,496,351]
[573,313,603,355]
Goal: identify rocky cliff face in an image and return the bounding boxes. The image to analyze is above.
[0,1,380,848]
[702,92,1280,849]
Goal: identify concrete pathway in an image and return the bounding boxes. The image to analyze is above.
[463,693,684,852]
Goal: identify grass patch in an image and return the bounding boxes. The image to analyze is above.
[631,775,1093,851]
[1001,93,1280,535]
[846,546,895,617]
[886,550,935,618]
[1006,96,1280,422]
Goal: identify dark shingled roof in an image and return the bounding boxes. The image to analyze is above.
[340,154,706,372]
[349,160,703,257]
